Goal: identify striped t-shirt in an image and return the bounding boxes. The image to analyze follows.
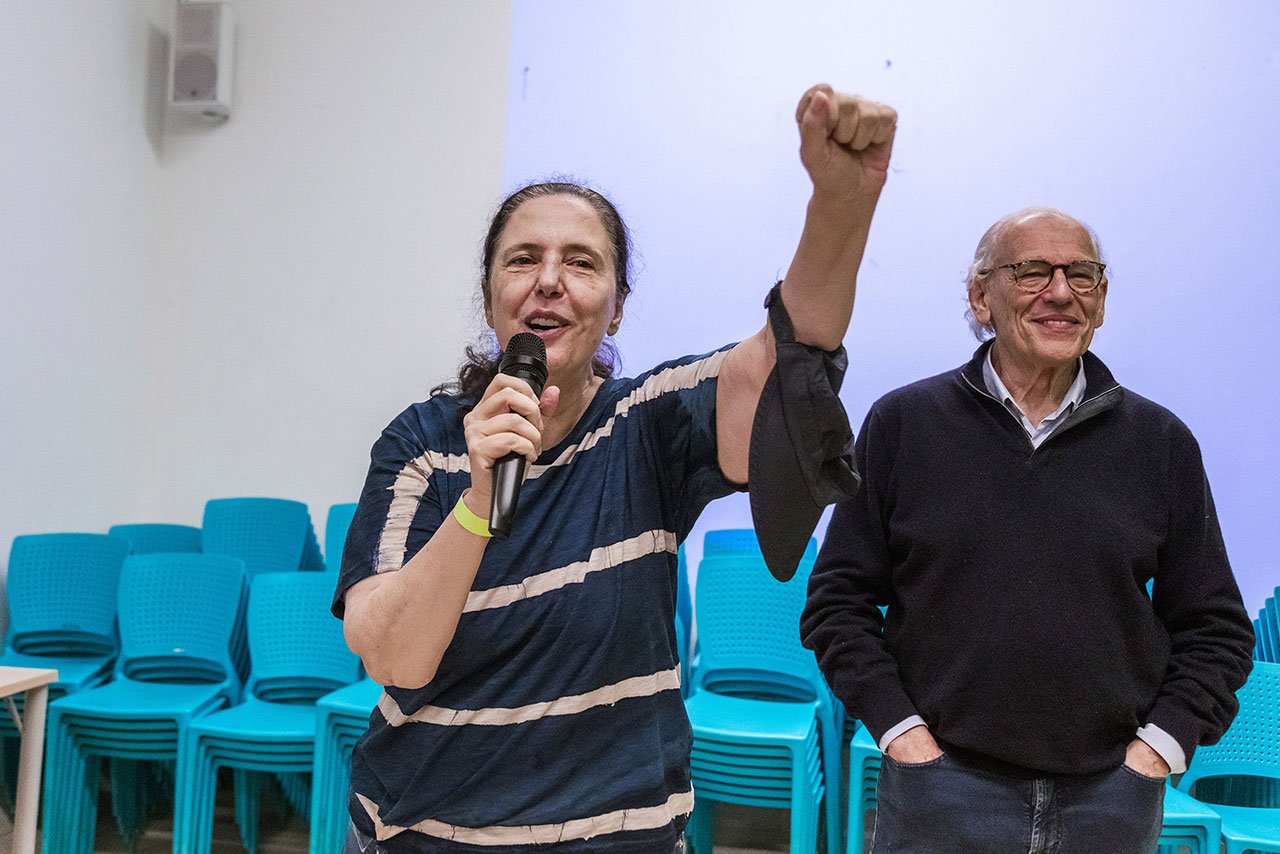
[334,348,739,853]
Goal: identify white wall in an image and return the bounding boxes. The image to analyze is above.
[503,0,1280,612]
[141,1,513,531]
[0,3,160,626]
[1,2,513,622]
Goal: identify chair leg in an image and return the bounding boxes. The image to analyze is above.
[110,757,150,851]
[846,766,864,854]
[688,795,715,854]
[235,767,261,853]
[276,771,312,820]
[42,714,100,854]
[174,729,220,854]
[0,735,19,818]
[820,724,843,854]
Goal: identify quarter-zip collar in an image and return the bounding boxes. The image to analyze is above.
[958,339,1124,451]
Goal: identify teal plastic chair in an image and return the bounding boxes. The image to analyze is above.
[41,553,244,854]
[173,572,360,854]
[324,503,359,573]
[0,534,129,810]
[1177,661,1280,854]
[685,551,840,854]
[687,691,825,853]
[675,543,693,696]
[1260,598,1277,663]
[4,533,129,659]
[202,497,323,681]
[843,725,882,853]
[108,523,202,555]
[309,678,382,854]
[1156,784,1223,854]
[202,497,323,577]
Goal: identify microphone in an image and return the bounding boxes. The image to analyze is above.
[489,332,548,539]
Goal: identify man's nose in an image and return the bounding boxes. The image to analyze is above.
[1042,268,1073,302]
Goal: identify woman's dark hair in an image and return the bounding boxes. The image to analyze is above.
[437,181,634,402]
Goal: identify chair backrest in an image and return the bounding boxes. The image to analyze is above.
[202,497,316,577]
[1180,661,1280,789]
[703,528,817,562]
[116,553,245,685]
[108,523,202,555]
[325,503,359,573]
[6,533,130,656]
[693,552,824,702]
[1256,597,1275,662]
[245,572,360,702]
[1266,593,1280,662]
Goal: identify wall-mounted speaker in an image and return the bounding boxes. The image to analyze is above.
[170,2,234,119]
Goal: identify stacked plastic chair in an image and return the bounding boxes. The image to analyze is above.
[674,543,693,697]
[202,497,324,684]
[1174,660,1280,853]
[41,552,244,853]
[0,534,130,808]
[309,678,382,854]
[1256,596,1278,662]
[171,571,360,853]
[202,497,323,577]
[843,725,881,853]
[0,533,127,715]
[1156,785,1223,854]
[107,523,203,555]
[325,502,359,573]
[684,548,841,854]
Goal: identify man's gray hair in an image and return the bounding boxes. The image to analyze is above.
[964,207,1105,340]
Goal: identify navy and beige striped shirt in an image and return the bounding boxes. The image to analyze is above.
[334,348,739,853]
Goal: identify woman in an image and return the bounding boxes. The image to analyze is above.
[334,83,896,853]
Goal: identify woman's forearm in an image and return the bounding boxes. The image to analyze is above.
[343,489,491,688]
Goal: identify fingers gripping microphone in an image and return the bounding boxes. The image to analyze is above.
[489,332,548,539]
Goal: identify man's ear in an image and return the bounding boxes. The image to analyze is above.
[968,281,991,329]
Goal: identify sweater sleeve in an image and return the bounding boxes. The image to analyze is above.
[800,406,920,743]
[1145,425,1254,763]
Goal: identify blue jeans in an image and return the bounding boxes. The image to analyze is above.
[343,824,377,854]
[871,752,1165,854]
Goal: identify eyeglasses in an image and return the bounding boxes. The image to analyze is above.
[982,259,1106,294]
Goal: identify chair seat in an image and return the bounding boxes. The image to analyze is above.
[1203,804,1280,848]
[188,698,318,741]
[53,678,230,719]
[318,679,382,712]
[686,691,819,743]
[1160,785,1219,835]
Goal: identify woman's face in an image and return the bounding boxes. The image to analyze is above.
[486,194,623,383]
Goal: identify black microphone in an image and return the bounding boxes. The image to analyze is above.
[489,332,548,539]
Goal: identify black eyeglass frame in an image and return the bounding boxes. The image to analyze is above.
[980,259,1107,294]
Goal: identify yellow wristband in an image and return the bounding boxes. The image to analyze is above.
[452,492,492,538]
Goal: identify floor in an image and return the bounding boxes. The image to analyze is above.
[2,773,851,853]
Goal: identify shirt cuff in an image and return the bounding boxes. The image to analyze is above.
[878,715,927,753]
[1136,723,1187,774]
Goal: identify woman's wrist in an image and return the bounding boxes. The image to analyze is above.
[461,486,490,517]
[454,489,492,538]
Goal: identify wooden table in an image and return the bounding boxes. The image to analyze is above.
[0,666,57,854]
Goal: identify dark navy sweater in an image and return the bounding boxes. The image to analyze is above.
[801,342,1254,776]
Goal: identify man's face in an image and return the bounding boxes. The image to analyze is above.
[968,214,1107,371]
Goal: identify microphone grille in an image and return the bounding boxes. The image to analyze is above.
[504,332,546,362]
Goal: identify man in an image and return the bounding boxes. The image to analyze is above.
[801,207,1254,853]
